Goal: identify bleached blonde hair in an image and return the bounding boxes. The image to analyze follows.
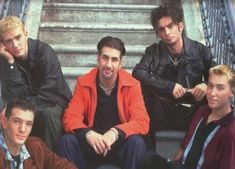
[0,16,25,36]
[209,64,235,94]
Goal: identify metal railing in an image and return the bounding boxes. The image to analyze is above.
[0,0,29,20]
[199,0,235,70]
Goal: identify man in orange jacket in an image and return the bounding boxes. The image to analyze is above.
[57,36,150,169]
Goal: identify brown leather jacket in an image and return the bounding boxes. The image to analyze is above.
[0,137,77,169]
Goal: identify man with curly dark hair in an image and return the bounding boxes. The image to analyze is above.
[133,4,216,144]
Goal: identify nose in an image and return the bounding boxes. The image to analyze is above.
[210,88,217,96]
[106,58,112,67]
[165,28,170,35]
[12,39,19,48]
[19,123,26,133]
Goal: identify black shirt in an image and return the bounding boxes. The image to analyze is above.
[74,80,125,140]
[11,154,20,169]
[93,81,120,134]
[184,119,218,169]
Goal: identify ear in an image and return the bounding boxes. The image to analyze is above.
[119,59,122,70]
[1,109,7,129]
[23,26,29,38]
[97,55,100,63]
[178,22,184,33]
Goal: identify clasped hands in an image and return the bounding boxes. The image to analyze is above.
[85,128,118,157]
[173,83,207,101]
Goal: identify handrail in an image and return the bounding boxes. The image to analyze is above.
[199,0,235,70]
[0,0,29,21]
[224,0,235,45]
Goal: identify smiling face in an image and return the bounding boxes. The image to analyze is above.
[206,73,233,111]
[97,46,122,84]
[156,16,183,46]
[2,107,34,151]
[1,26,28,60]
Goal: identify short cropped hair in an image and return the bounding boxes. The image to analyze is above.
[5,98,36,119]
[209,64,235,94]
[150,4,184,30]
[97,36,126,59]
[0,16,25,36]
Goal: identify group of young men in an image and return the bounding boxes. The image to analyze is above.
[0,3,234,169]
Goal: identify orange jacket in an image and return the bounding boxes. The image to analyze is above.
[63,68,149,138]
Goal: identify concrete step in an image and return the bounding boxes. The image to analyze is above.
[42,3,155,24]
[62,66,132,91]
[44,0,161,5]
[155,130,185,160]
[51,44,146,68]
[39,22,156,45]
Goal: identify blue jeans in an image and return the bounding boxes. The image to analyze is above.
[57,133,147,169]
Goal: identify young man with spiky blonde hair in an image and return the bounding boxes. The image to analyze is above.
[0,16,72,151]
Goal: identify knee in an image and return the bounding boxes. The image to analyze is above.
[40,106,62,120]
[58,133,78,146]
[127,135,145,144]
[57,134,78,154]
[126,135,146,151]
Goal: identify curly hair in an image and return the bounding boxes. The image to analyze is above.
[150,4,184,30]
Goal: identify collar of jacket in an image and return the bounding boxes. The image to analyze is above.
[27,38,43,68]
[200,105,235,127]
[78,68,136,88]
[27,38,35,62]
[159,36,201,65]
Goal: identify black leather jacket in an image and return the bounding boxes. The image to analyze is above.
[0,39,72,110]
[132,36,216,102]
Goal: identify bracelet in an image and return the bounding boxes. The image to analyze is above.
[110,128,119,141]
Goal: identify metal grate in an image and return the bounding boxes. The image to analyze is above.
[199,0,235,70]
[0,0,29,21]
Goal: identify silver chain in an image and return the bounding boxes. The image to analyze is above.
[99,82,116,91]
[168,52,184,66]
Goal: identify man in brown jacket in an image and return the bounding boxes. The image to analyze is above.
[0,98,77,169]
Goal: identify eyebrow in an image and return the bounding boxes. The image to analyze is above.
[11,117,33,123]
[158,21,175,29]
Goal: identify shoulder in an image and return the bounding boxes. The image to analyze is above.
[119,69,140,86]
[0,148,7,167]
[78,68,97,86]
[29,38,53,51]
[25,137,46,150]
[184,36,209,52]
[145,43,159,54]
[28,39,56,60]
[26,136,44,144]
[220,119,235,141]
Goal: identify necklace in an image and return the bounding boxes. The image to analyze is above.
[99,82,116,91]
[168,51,184,66]
[168,54,184,66]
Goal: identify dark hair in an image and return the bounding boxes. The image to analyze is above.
[5,98,36,119]
[97,36,126,59]
[150,4,184,30]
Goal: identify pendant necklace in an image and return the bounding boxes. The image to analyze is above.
[168,51,184,66]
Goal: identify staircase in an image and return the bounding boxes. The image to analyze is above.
[24,0,203,162]
[38,0,160,91]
